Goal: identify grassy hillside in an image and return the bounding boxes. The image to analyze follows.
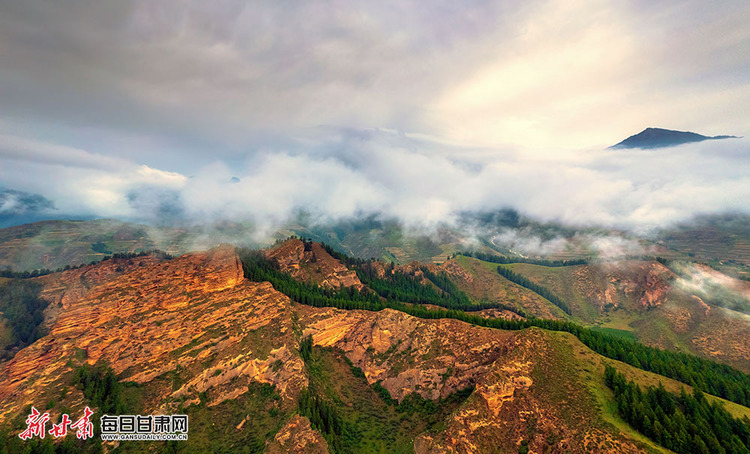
[241,247,750,408]
[453,255,568,319]
[301,344,472,453]
[502,263,602,322]
[0,220,161,271]
[474,260,750,373]
[555,330,750,454]
[659,214,750,268]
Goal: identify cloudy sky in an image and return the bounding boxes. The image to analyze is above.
[0,0,748,233]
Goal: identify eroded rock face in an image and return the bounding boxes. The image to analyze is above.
[300,307,644,453]
[36,255,165,327]
[637,263,673,308]
[266,414,329,454]
[414,329,643,454]
[437,259,475,285]
[0,245,306,421]
[266,239,364,290]
[301,307,516,401]
[573,261,674,311]
[475,308,525,321]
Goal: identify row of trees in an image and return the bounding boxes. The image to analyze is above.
[298,388,347,448]
[322,243,539,317]
[495,266,572,315]
[605,365,750,453]
[356,260,525,315]
[72,362,127,415]
[458,251,588,267]
[0,280,48,360]
[420,266,527,316]
[297,335,348,453]
[0,250,173,279]
[240,250,383,310]
[240,248,521,315]
[356,262,469,308]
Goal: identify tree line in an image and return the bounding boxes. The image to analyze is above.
[0,250,173,279]
[298,388,347,451]
[239,248,524,316]
[458,251,588,267]
[297,335,348,453]
[495,266,572,315]
[354,257,526,316]
[356,261,471,308]
[73,362,128,415]
[0,280,48,361]
[605,365,750,453]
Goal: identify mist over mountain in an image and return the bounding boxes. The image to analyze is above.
[0,189,57,228]
[1,128,749,242]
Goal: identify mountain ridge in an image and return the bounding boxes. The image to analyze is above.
[610,127,739,149]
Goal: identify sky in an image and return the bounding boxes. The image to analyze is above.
[0,0,748,235]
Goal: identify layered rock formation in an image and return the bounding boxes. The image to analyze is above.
[0,245,306,423]
[266,239,363,290]
[573,260,674,311]
[267,415,329,454]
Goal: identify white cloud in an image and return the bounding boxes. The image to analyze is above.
[1,128,749,235]
[0,135,130,171]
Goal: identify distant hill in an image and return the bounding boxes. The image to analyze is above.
[610,127,738,149]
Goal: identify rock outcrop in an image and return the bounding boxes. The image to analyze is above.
[300,304,643,453]
[0,245,306,422]
[573,261,674,312]
[301,306,516,401]
[266,239,363,290]
[267,415,329,454]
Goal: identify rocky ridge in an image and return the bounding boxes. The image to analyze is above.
[266,239,364,290]
[0,245,307,422]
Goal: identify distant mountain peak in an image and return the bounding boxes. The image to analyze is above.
[610,127,739,149]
